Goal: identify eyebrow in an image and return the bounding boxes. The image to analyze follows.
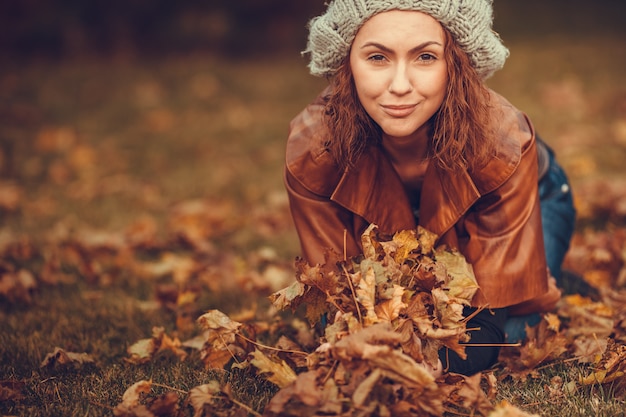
[360,41,443,54]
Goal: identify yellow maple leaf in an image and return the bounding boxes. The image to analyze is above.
[434,248,479,304]
[391,229,420,263]
[249,349,297,388]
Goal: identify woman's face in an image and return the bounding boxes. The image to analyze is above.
[349,10,448,143]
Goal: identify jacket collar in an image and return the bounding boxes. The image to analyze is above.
[329,145,482,239]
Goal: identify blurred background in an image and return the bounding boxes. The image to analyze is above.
[1,0,625,61]
[0,0,625,259]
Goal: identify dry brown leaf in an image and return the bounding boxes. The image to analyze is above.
[580,339,626,395]
[499,314,568,379]
[374,284,407,322]
[269,280,306,310]
[450,373,494,416]
[519,319,568,368]
[356,266,378,325]
[197,309,242,332]
[188,381,222,417]
[196,310,248,369]
[249,349,297,388]
[332,323,436,388]
[126,327,187,365]
[127,338,159,365]
[113,380,153,417]
[40,347,96,372]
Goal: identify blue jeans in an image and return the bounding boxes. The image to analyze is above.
[505,143,576,342]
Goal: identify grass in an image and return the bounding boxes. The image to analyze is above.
[1,23,625,417]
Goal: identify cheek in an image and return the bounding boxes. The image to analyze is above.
[355,78,385,113]
[351,64,383,99]
[432,72,448,99]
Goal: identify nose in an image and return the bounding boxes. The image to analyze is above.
[388,63,413,95]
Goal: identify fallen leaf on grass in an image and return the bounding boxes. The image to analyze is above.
[580,339,626,396]
[113,380,153,416]
[188,381,254,417]
[40,347,96,372]
[126,327,187,365]
[113,380,182,417]
[188,381,222,417]
[197,310,249,369]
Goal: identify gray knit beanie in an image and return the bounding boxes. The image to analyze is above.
[305,0,509,79]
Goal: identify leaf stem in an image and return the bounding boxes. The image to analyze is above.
[343,264,364,325]
[236,333,309,356]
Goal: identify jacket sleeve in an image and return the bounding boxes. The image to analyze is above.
[284,167,362,266]
[460,125,561,314]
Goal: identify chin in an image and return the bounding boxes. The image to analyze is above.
[381,127,419,140]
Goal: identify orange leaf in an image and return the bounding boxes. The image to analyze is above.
[250,349,297,388]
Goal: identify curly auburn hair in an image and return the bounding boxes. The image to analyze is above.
[323,27,495,172]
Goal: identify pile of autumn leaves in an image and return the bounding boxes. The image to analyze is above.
[262,224,492,416]
[114,224,545,416]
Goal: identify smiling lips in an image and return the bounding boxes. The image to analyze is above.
[381,104,417,117]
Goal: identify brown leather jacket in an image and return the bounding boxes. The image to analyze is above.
[284,89,560,316]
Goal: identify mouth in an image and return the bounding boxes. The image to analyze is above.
[381,104,417,118]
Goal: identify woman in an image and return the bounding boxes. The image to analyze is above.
[284,0,576,375]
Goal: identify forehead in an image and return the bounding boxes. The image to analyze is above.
[353,10,445,44]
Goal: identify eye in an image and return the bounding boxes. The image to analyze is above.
[417,53,437,62]
[367,54,387,63]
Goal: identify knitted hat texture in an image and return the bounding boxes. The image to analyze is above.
[305,0,509,79]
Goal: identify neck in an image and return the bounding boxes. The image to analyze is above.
[381,128,431,165]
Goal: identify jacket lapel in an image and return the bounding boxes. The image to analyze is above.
[419,163,481,238]
[330,147,416,233]
[328,146,482,239]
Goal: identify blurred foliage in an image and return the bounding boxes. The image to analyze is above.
[1,0,625,61]
[0,0,325,60]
